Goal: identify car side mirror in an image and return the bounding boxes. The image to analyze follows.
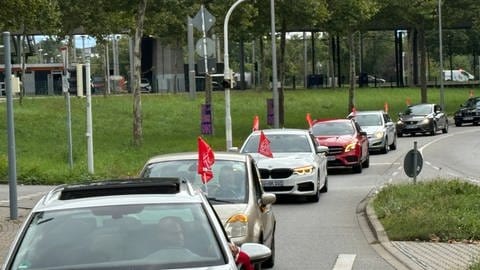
[316,145,329,154]
[240,243,271,265]
[260,193,276,205]
[360,131,367,136]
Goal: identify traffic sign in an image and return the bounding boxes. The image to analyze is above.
[403,149,423,178]
[192,7,215,32]
[195,37,215,58]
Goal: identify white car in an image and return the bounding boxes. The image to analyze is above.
[1,178,271,270]
[139,152,277,268]
[347,110,397,154]
[239,129,329,202]
[140,78,152,92]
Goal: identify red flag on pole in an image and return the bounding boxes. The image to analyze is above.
[258,131,273,158]
[197,137,215,184]
[306,113,313,128]
[252,115,259,131]
[384,102,389,112]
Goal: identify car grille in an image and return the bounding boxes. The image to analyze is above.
[404,120,418,125]
[263,186,294,192]
[327,146,344,155]
[259,168,293,179]
[462,111,479,116]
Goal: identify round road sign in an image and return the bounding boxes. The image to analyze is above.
[403,149,423,177]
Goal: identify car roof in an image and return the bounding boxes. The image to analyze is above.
[350,110,385,115]
[312,118,352,125]
[248,128,311,135]
[144,151,250,164]
[33,178,203,213]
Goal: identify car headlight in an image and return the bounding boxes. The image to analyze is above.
[345,142,356,152]
[374,131,384,139]
[293,165,314,175]
[225,214,248,238]
[421,118,432,124]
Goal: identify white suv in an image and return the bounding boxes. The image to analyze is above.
[2,178,270,270]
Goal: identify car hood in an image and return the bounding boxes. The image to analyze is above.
[360,126,383,134]
[315,135,354,146]
[248,152,315,168]
[212,204,248,223]
[399,114,431,121]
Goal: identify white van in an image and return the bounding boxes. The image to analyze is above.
[443,69,474,82]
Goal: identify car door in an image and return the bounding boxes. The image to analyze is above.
[249,159,275,246]
[383,112,396,145]
[434,104,447,129]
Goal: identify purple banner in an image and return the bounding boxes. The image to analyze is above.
[267,99,274,126]
[201,104,213,135]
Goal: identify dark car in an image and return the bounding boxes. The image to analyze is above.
[454,96,480,126]
[311,119,369,173]
[396,103,448,136]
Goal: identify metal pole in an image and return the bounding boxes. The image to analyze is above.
[413,141,418,184]
[61,46,73,169]
[438,0,445,110]
[81,35,86,63]
[4,32,18,220]
[270,0,279,128]
[188,16,196,99]
[129,36,135,93]
[224,0,246,150]
[85,61,94,174]
[304,32,308,88]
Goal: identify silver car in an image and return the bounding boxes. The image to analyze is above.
[139,152,277,268]
[2,178,271,270]
[239,129,329,202]
[347,110,397,154]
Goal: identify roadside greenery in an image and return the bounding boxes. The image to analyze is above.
[373,180,480,242]
[0,86,475,184]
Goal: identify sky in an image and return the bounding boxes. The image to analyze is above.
[35,35,96,48]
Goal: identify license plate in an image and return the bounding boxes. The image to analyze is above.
[406,124,417,129]
[327,156,336,161]
[262,180,283,187]
[464,117,473,120]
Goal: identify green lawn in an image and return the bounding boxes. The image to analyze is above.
[0,86,476,184]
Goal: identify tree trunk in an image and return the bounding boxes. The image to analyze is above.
[259,37,268,90]
[418,27,427,103]
[132,0,147,147]
[279,19,287,126]
[329,33,336,88]
[348,32,356,113]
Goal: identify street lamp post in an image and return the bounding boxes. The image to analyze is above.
[224,0,247,150]
[438,0,445,110]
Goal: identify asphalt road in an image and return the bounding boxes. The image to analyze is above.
[1,125,479,269]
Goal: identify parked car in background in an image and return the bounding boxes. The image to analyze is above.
[454,96,480,126]
[139,152,277,268]
[239,129,329,202]
[396,103,448,136]
[140,78,152,93]
[443,69,474,82]
[347,110,397,154]
[311,119,369,173]
[1,178,271,270]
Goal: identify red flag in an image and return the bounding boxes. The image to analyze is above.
[384,102,389,112]
[252,115,259,131]
[197,137,215,184]
[258,131,273,158]
[306,113,313,128]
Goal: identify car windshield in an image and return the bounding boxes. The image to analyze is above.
[11,203,226,270]
[404,104,433,115]
[311,122,354,136]
[353,114,383,126]
[143,159,248,203]
[241,133,312,154]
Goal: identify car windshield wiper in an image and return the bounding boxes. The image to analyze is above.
[207,197,235,204]
[37,217,54,225]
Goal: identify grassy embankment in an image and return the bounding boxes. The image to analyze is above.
[0,86,475,184]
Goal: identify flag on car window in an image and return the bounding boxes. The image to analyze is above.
[258,131,273,158]
[252,115,259,131]
[306,113,313,128]
[198,137,215,183]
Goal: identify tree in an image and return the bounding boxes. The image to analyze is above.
[325,0,380,113]
[0,0,61,103]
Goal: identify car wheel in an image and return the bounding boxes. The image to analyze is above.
[308,188,320,202]
[262,232,275,268]
[320,176,328,193]
[353,163,362,173]
[362,154,370,168]
[430,124,437,136]
[381,138,389,154]
[390,136,397,150]
[442,122,448,133]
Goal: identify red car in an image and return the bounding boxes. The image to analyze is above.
[310,119,369,173]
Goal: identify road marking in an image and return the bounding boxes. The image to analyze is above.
[332,254,356,270]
